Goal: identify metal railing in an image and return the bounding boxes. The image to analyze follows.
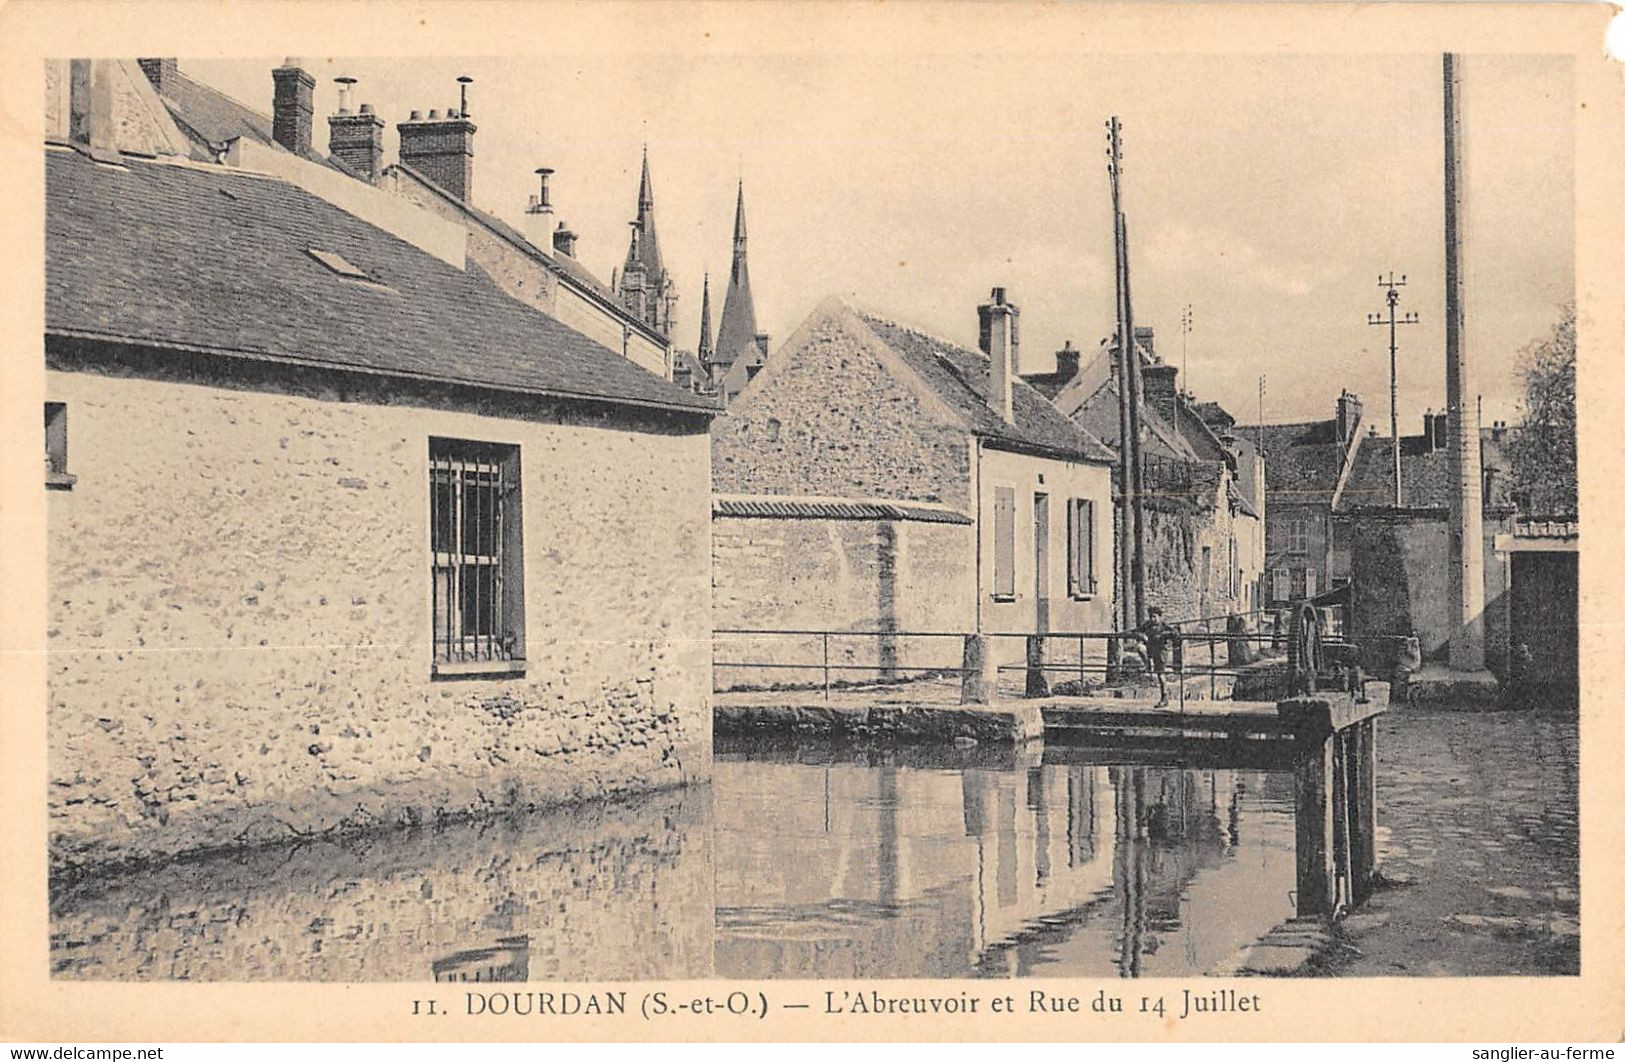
[712,609,1303,705]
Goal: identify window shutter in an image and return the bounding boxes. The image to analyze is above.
[1081,498,1096,594]
[993,486,1015,599]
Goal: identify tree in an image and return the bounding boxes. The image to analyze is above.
[1508,306,1577,517]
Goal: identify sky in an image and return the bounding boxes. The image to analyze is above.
[187,52,1574,431]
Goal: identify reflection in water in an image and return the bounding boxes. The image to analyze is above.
[51,749,1296,981]
[714,753,1295,980]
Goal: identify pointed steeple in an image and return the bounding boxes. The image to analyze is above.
[714,180,763,374]
[697,272,714,364]
[617,145,676,336]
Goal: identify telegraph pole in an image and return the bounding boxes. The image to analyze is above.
[1180,304,1194,438]
[1367,272,1420,505]
[1107,116,1147,627]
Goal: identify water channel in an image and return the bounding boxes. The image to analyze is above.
[49,709,1577,980]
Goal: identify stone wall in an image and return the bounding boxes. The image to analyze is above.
[45,349,712,875]
[712,514,974,686]
[711,311,973,509]
[1343,508,1516,673]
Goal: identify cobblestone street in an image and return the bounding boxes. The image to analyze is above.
[1322,706,1579,976]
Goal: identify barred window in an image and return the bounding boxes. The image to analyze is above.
[430,439,523,669]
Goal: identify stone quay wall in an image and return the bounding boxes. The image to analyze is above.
[45,352,713,876]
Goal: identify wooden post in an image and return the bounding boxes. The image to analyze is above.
[960,634,992,704]
[1351,719,1378,904]
[1293,729,1337,916]
[1025,635,1049,698]
[1331,730,1354,912]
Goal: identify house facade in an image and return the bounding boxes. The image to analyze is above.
[1025,330,1266,623]
[711,293,1116,690]
[44,61,716,874]
[1234,390,1367,606]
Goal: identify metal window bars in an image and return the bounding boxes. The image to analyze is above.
[431,444,515,663]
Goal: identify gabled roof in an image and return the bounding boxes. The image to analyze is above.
[45,146,714,416]
[852,310,1116,464]
[149,65,347,177]
[1234,419,1353,507]
[1337,428,1515,512]
[1067,374,1193,463]
[151,68,276,157]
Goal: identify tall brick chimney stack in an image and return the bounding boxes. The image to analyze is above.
[1143,362,1180,425]
[1336,389,1364,452]
[977,287,1019,423]
[327,78,385,182]
[398,77,477,202]
[272,59,315,157]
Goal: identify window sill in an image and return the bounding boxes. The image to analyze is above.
[432,658,526,679]
[45,472,76,491]
[990,594,1017,604]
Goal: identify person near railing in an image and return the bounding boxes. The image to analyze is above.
[1136,605,1178,707]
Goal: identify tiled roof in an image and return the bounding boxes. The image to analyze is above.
[714,496,972,525]
[153,69,275,154]
[1067,375,1195,463]
[1338,429,1516,512]
[854,312,1117,464]
[1235,419,1353,507]
[45,146,716,416]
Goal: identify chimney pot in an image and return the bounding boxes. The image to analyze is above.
[328,85,385,184]
[397,95,478,201]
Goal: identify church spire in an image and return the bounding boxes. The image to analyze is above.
[714,180,762,374]
[697,272,714,363]
[617,144,676,337]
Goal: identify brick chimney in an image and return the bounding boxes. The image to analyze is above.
[1335,390,1364,451]
[977,287,1018,423]
[1133,325,1156,361]
[398,80,476,202]
[1143,362,1180,425]
[327,78,384,182]
[138,58,177,95]
[1054,340,1081,380]
[523,167,555,255]
[271,59,315,157]
[553,222,578,258]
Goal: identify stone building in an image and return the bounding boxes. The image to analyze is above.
[1024,329,1266,623]
[1333,413,1528,680]
[711,291,1117,689]
[43,60,716,874]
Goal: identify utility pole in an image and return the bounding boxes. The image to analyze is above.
[1180,304,1194,439]
[1367,272,1420,506]
[1107,116,1147,628]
